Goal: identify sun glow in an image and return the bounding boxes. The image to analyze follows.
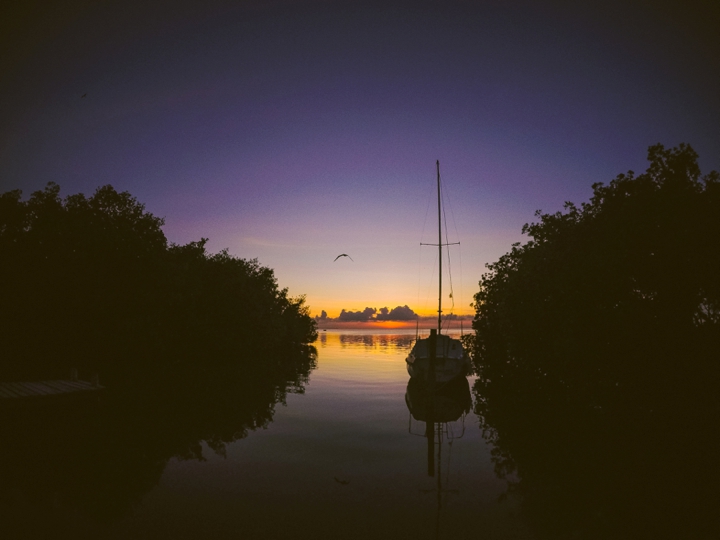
[315,318,471,331]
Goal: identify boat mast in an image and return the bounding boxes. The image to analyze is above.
[437,160,442,334]
[420,160,458,333]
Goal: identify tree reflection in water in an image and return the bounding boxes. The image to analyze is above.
[473,350,719,539]
[338,333,416,351]
[0,345,316,539]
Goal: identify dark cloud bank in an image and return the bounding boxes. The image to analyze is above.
[315,305,418,322]
[315,306,470,323]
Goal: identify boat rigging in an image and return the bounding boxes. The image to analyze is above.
[406,161,470,383]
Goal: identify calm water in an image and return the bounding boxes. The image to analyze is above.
[103,329,529,539]
[4,329,715,539]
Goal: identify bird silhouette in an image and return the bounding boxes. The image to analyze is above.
[333,477,350,485]
[81,93,87,98]
[334,254,353,262]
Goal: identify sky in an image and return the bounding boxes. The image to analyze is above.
[1,0,718,318]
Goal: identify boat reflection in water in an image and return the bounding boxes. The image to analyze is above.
[405,376,472,425]
[406,374,472,538]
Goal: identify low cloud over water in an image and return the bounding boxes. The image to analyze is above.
[315,306,471,329]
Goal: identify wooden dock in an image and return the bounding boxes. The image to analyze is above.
[0,379,104,400]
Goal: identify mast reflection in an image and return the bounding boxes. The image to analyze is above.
[406,376,472,537]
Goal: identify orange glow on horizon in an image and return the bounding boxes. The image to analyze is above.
[310,307,474,319]
[315,319,471,331]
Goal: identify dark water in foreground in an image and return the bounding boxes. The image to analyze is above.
[4,330,716,539]
[0,330,530,540]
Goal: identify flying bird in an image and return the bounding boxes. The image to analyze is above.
[333,477,350,485]
[334,254,353,262]
[81,93,87,98]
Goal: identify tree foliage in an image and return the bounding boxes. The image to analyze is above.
[0,183,317,382]
[469,144,719,539]
[0,183,318,534]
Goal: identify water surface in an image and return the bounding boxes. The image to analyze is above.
[108,329,528,539]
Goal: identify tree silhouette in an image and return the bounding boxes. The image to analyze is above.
[468,144,720,539]
[0,182,317,381]
[0,182,318,536]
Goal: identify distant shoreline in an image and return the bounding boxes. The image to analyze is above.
[315,318,472,331]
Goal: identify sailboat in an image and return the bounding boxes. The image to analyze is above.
[405,161,470,383]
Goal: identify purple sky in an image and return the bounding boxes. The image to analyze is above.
[2,0,718,317]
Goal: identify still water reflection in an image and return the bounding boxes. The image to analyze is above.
[0,330,528,539]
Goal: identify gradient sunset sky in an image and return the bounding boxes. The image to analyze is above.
[2,0,718,317]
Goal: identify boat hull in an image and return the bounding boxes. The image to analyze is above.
[405,334,470,383]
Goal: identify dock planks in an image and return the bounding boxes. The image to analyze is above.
[0,380,103,400]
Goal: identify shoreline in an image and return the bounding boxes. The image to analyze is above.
[315,319,472,331]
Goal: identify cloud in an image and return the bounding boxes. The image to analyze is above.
[376,305,417,321]
[337,307,377,322]
[316,305,419,322]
